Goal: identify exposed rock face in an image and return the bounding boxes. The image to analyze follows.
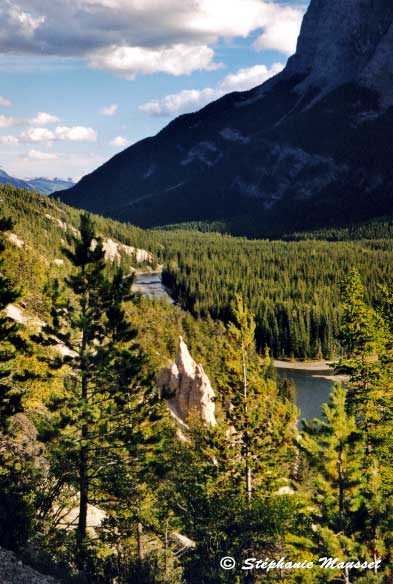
[56,499,107,535]
[158,337,216,427]
[285,0,393,104]
[57,0,393,236]
[0,547,61,584]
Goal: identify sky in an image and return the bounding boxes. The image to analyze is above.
[0,0,308,181]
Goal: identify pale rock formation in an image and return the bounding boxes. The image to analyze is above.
[98,237,154,266]
[56,499,107,535]
[44,213,79,236]
[8,233,25,248]
[115,240,154,265]
[5,304,45,329]
[102,237,121,262]
[158,337,216,427]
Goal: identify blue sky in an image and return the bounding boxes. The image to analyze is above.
[0,0,308,181]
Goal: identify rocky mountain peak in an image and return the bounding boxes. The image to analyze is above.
[285,0,393,104]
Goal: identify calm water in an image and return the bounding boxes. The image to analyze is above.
[133,273,175,303]
[276,365,338,421]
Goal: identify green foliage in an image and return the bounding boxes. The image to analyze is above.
[298,272,393,582]
[286,217,393,242]
[218,296,297,498]
[0,216,27,425]
[34,212,162,571]
[158,230,393,359]
[301,386,364,573]
[0,216,39,550]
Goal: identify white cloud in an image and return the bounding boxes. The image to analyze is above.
[20,125,97,143]
[0,96,12,107]
[253,6,303,55]
[54,126,97,142]
[0,115,16,128]
[140,62,284,116]
[110,136,128,147]
[20,127,55,142]
[140,88,217,116]
[220,62,284,92]
[1,111,60,129]
[26,149,59,160]
[30,111,60,125]
[100,103,118,116]
[0,135,19,144]
[89,44,220,79]
[0,1,304,77]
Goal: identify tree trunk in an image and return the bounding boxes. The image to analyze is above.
[344,564,351,584]
[78,428,89,543]
[246,466,252,503]
[242,346,252,503]
[77,309,89,561]
[164,520,169,578]
[137,521,144,561]
[337,449,344,532]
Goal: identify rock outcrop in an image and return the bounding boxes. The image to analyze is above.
[158,337,216,427]
[0,547,61,584]
[285,0,393,103]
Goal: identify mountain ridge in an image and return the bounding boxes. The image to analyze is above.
[56,0,393,236]
[0,169,74,195]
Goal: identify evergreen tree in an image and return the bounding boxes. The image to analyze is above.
[300,384,365,584]
[219,295,297,499]
[338,272,393,579]
[37,213,158,568]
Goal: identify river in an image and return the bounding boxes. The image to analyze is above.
[134,273,340,420]
[275,361,345,421]
[133,272,175,304]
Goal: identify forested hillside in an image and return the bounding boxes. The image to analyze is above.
[157,230,393,359]
[5,184,393,362]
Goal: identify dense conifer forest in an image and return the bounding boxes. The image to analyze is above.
[157,231,393,359]
[1,185,393,583]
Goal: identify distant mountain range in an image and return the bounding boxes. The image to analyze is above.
[57,0,393,236]
[28,177,75,196]
[0,169,74,195]
[0,169,32,191]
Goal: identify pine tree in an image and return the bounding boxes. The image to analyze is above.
[37,213,158,567]
[219,295,297,500]
[300,384,365,584]
[338,273,393,579]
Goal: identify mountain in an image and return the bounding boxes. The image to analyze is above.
[56,0,393,236]
[27,177,74,195]
[0,170,74,196]
[0,169,33,191]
